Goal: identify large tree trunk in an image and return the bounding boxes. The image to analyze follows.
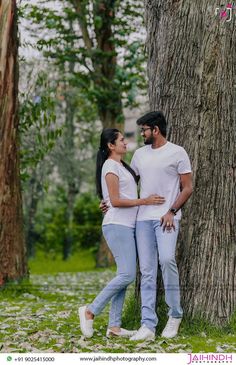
[144,0,236,323]
[0,0,27,284]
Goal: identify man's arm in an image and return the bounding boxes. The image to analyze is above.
[160,173,193,231]
[171,173,193,211]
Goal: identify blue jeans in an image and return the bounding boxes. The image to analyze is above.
[136,220,183,332]
[88,224,137,327]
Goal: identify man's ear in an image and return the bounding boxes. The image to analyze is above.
[153,126,160,136]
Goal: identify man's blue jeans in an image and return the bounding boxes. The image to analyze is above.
[88,224,136,327]
[136,220,183,332]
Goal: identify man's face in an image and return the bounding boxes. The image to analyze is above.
[140,124,154,145]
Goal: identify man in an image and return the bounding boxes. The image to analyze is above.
[129,111,193,341]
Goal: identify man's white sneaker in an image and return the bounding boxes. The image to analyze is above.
[130,324,155,341]
[79,306,94,338]
[106,328,137,338]
[161,317,182,339]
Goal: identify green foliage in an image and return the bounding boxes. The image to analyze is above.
[73,193,103,248]
[21,0,147,126]
[19,70,62,182]
[73,192,103,225]
[34,191,102,255]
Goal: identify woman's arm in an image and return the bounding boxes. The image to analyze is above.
[105,173,165,207]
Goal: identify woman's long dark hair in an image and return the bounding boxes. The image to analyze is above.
[96,128,138,199]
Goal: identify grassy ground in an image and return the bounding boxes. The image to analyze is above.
[28,249,99,274]
[0,250,235,353]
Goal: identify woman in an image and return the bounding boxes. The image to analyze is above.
[79,128,165,338]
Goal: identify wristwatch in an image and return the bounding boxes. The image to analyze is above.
[169,208,178,215]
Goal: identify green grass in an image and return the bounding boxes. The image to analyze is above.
[123,292,236,334]
[28,249,98,274]
[0,252,235,353]
[0,272,235,353]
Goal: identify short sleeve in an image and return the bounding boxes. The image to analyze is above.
[177,148,192,174]
[130,152,139,176]
[103,159,120,178]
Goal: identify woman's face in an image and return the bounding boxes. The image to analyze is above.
[110,132,127,155]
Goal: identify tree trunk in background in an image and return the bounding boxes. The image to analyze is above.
[25,173,41,258]
[62,50,78,261]
[96,236,114,268]
[92,1,124,130]
[72,1,119,266]
[73,0,124,130]
[144,0,236,323]
[0,0,27,284]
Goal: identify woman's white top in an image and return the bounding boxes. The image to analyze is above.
[101,159,138,228]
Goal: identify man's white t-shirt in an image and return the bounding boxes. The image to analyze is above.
[131,142,192,221]
[101,159,138,228]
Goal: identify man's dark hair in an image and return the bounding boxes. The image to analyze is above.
[136,111,167,137]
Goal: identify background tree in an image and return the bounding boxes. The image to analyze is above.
[144,0,236,323]
[0,0,27,283]
[20,0,146,265]
[24,0,146,130]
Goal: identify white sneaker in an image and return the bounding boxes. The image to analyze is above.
[161,317,182,338]
[130,324,155,341]
[106,328,137,338]
[79,306,94,338]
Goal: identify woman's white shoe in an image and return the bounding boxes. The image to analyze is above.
[106,328,137,338]
[79,306,94,338]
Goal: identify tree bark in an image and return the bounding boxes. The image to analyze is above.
[0,0,27,284]
[144,0,236,323]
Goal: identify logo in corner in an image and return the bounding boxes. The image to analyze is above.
[215,3,235,22]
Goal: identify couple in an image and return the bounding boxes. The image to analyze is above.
[79,111,193,341]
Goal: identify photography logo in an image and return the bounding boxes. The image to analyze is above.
[187,353,233,364]
[215,3,235,22]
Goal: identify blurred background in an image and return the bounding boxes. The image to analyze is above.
[18,0,148,273]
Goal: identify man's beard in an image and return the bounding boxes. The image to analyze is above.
[144,134,154,145]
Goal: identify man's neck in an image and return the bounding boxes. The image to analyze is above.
[151,136,167,149]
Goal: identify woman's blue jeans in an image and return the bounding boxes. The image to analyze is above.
[88,224,137,327]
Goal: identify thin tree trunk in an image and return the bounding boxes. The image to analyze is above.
[25,173,41,258]
[62,41,78,261]
[0,0,27,284]
[145,0,236,323]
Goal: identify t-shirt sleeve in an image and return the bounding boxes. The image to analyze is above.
[103,160,120,178]
[130,152,139,176]
[177,148,192,174]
